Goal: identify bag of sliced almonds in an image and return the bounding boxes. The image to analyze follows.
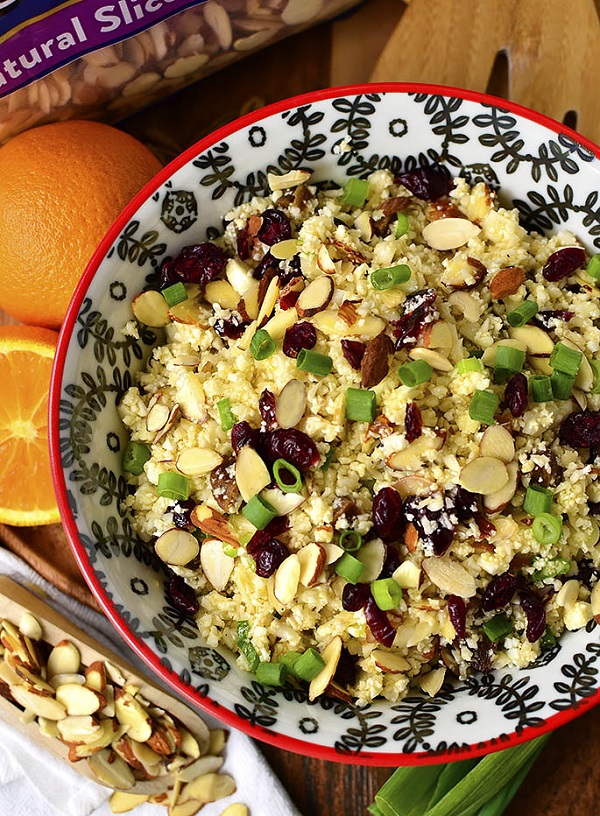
[0,0,362,143]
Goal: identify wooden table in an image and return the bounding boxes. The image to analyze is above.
[3,0,600,813]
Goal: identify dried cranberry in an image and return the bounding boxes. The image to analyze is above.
[236,224,250,261]
[364,597,396,647]
[169,499,195,529]
[166,576,199,617]
[257,209,292,246]
[214,316,247,340]
[254,251,280,280]
[259,389,278,431]
[481,572,517,612]
[341,582,371,612]
[575,558,600,588]
[380,544,402,578]
[231,421,261,453]
[372,487,404,543]
[453,486,480,522]
[559,410,600,448]
[392,288,438,350]
[334,649,358,687]
[282,322,317,358]
[534,309,575,331]
[264,429,320,471]
[159,242,226,288]
[403,493,456,556]
[519,589,546,643]
[340,339,366,370]
[395,165,453,201]
[248,516,289,550]
[472,635,494,674]
[475,514,496,538]
[447,595,466,639]
[404,402,423,443]
[246,537,288,578]
[542,247,586,282]
[504,372,528,418]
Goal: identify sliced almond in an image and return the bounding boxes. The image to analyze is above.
[322,542,344,565]
[591,581,600,623]
[422,217,480,251]
[38,717,60,739]
[87,748,135,790]
[10,684,67,720]
[108,792,150,813]
[256,276,280,326]
[422,556,476,598]
[55,683,103,716]
[361,333,393,388]
[238,281,260,321]
[317,244,337,275]
[226,258,254,296]
[561,338,594,392]
[176,754,224,783]
[235,445,271,502]
[154,529,200,567]
[273,554,301,604]
[459,457,509,496]
[204,280,239,310]
[267,169,311,191]
[409,347,453,372]
[132,290,170,327]
[479,425,515,462]
[177,447,223,477]
[392,560,421,588]
[56,714,101,744]
[508,325,554,356]
[338,300,359,327]
[271,239,298,261]
[372,650,410,673]
[483,461,519,513]
[168,297,206,327]
[308,636,342,701]
[356,538,386,583]
[423,321,454,355]
[114,689,153,742]
[0,659,21,686]
[296,276,334,318]
[200,538,234,592]
[404,523,418,553]
[219,806,249,816]
[190,506,239,546]
[418,667,447,697]
[354,210,373,241]
[153,405,180,445]
[387,434,445,471]
[312,309,385,338]
[297,543,326,587]
[261,307,298,340]
[170,801,203,816]
[84,661,107,694]
[447,290,483,322]
[489,266,526,299]
[275,379,306,429]
[556,579,579,608]
[145,403,170,434]
[260,487,305,516]
[18,612,42,641]
[179,772,236,805]
[178,727,201,760]
[393,476,435,499]
[47,640,81,678]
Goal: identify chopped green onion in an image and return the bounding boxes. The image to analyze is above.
[523,485,553,516]
[279,651,301,673]
[293,648,326,681]
[360,477,376,495]
[395,213,409,238]
[157,472,190,500]
[586,253,600,281]
[371,577,403,611]
[250,329,276,361]
[296,348,333,377]
[455,357,484,375]
[540,626,557,651]
[237,621,259,671]
[531,375,553,402]
[532,557,570,581]
[550,369,576,400]
[591,359,600,394]
[242,495,277,529]
[161,281,188,307]
[222,543,239,557]
[345,387,377,422]
[335,552,365,584]
[550,341,582,375]
[370,264,412,290]
[506,300,539,327]
[398,359,433,387]
[532,512,563,545]
[256,661,287,687]
[216,397,236,431]
[482,613,514,642]
[122,441,151,476]
[339,529,363,553]
[494,345,526,374]
[321,445,336,471]
[273,458,302,493]
[341,176,369,207]
[468,389,499,425]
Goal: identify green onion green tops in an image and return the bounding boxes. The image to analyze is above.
[296,348,333,377]
[273,459,302,493]
[161,281,188,307]
[371,578,402,611]
[532,557,570,581]
[370,264,411,290]
[494,344,526,374]
[586,253,600,281]
[341,176,369,207]
[339,529,363,552]
[156,472,190,500]
[293,648,325,681]
[531,375,553,402]
[523,485,553,516]
[237,621,259,672]
[335,552,365,584]
[216,397,236,431]
[506,300,539,327]
[482,613,514,642]
[531,512,563,545]
[592,359,600,394]
[550,369,576,400]
[550,341,583,376]
[122,441,151,476]
[468,389,499,425]
[455,357,484,375]
[395,213,409,238]
[398,359,432,387]
[241,495,277,529]
[250,329,276,361]
[345,387,377,422]
[256,661,287,687]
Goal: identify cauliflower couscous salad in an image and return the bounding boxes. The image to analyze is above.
[118,162,600,705]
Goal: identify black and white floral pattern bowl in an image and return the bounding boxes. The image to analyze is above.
[49,84,600,765]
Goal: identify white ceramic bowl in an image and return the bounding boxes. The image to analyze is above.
[50,83,600,765]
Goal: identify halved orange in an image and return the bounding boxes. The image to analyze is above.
[0,325,60,526]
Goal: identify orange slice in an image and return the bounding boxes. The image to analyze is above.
[0,325,60,526]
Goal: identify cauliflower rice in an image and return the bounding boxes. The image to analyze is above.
[119,165,600,704]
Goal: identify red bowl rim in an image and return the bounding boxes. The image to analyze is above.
[49,81,600,766]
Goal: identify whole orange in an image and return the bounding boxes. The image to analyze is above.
[0,120,162,329]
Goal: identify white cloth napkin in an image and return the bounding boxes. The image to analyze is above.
[0,548,302,816]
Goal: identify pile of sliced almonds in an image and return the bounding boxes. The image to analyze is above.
[0,611,244,816]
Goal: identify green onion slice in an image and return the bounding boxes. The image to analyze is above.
[398,359,433,387]
[371,578,402,611]
[482,613,514,642]
[550,369,576,400]
[586,253,600,281]
[506,300,539,327]
[550,341,583,376]
[335,552,365,584]
[494,345,526,374]
[468,389,499,425]
[341,176,369,207]
[122,441,151,476]
[250,329,276,361]
[370,264,412,290]
[157,472,190,500]
[531,375,553,402]
[540,627,557,651]
[395,213,409,238]
[591,359,600,394]
[339,529,363,553]
[293,648,326,681]
[279,651,301,673]
[273,459,302,493]
[242,495,277,529]
[321,445,336,472]
[237,621,260,671]
[161,281,188,307]
[532,557,570,582]
[217,397,236,432]
[523,484,553,516]
[256,661,287,687]
[531,512,563,545]
[345,387,377,422]
[296,348,333,377]
[455,357,484,375]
